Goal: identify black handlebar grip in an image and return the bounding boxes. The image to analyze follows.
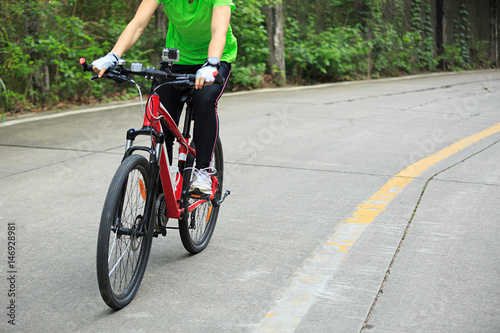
[214,73,225,86]
[79,58,93,72]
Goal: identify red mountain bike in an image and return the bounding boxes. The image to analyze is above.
[80,50,230,310]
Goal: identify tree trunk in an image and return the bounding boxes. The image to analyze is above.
[266,2,286,86]
[490,0,499,67]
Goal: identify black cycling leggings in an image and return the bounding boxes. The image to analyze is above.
[157,62,231,169]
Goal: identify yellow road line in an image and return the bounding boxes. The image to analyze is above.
[256,122,500,332]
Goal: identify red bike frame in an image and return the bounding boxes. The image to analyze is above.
[143,94,219,220]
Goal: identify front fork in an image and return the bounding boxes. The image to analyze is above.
[122,94,164,234]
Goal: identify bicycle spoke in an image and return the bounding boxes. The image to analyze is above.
[108,240,131,276]
[188,199,211,242]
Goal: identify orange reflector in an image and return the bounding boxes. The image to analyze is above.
[206,205,213,223]
[139,179,146,201]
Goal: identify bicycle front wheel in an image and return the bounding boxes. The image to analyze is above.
[179,137,224,254]
[96,154,154,309]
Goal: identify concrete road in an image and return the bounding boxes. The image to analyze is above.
[1,70,499,332]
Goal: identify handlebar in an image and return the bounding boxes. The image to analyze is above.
[79,58,225,86]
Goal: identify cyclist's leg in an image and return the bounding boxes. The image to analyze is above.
[155,83,184,197]
[192,62,231,169]
[179,136,224,254]
[156,77,186,163]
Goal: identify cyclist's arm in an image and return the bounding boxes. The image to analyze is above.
[195,5,230,89]
[208,5,231,60]
[95,0,159,77]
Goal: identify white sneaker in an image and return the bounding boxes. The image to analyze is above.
[190,168,214,194]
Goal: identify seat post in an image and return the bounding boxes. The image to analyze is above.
[181,96,194,139]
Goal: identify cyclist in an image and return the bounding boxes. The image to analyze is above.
[91,0,237,194]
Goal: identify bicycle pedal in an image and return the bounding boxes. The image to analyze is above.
[153,229,167,238]
[187,189,211,199]
[215,190,231,206]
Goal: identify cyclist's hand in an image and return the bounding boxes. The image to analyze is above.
[91,53,120,78]
[195,65,218,90]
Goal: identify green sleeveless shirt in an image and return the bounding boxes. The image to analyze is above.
[155,0,238,65]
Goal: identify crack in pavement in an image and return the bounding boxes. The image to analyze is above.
[0,143,123,154]
[361,138,500,332]
[0,144,123,180]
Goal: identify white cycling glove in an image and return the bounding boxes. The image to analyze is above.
[196,65,218,83]
[91,52,121,71]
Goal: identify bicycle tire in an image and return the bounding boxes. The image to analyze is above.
[179,136,224,254]
[96,154,154,309]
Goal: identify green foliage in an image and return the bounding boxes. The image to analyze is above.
[439,44,468,70]
[0,0,495,114]
[470,40,493,68]
[285,17,368,82]
[283,0,440,82]
[230,63,267,88]
[0,0,154,114]
[230,0,269,89]
[369,27,409,76]
[453,2,472,68]
[410,0,437,71]
[1,1,101,112]
[363,0,438,76]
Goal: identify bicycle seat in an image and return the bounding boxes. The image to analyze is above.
[180,93,193,105]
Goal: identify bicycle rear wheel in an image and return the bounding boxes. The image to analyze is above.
[96,154,154,309]
[179,137,224,254]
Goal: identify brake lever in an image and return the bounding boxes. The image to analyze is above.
[91,72,128,84]
[109,73,128,84]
